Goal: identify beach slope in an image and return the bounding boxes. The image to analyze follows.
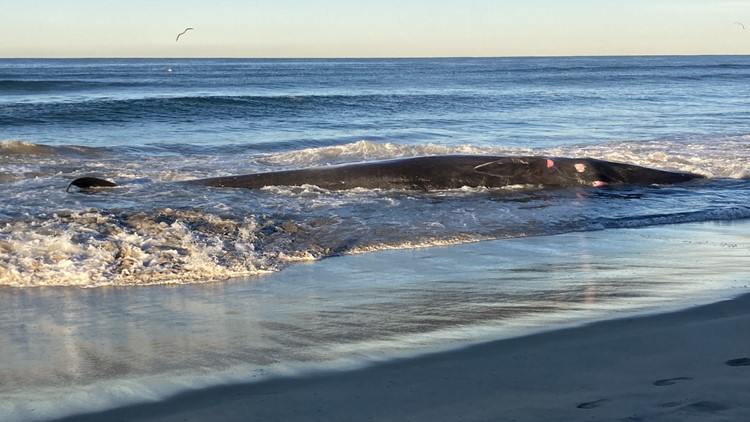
[57,292,750,422]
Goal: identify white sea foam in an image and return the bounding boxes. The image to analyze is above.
[257,137,749,179]
[0,210,273,287]
[259,139,525,167]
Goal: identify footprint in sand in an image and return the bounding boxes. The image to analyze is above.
[682,401,729,413]
[725,357,750,367]
[576,398,609,409]
[652,377,693,386]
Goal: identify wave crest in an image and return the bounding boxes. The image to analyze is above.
[259,140,531,167]
[0,140,105,158]
[256,137,749,179]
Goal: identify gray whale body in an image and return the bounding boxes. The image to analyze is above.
[67,155,704,192]
[188,155,704,190]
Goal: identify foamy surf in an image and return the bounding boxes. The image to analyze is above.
[0,207,493,288]
[1,209,269,287]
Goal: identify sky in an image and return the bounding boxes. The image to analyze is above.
[1,0,749,58]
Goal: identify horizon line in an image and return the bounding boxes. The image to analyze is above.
[2,53,749,60]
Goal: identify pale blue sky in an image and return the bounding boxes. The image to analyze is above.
[1,0,749,57]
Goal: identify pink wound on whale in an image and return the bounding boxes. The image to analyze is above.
[592,181,608,187]
[574,163,586,172]
[546,159,555,168]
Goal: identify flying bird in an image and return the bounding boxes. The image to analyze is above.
[176,27,194,41]
[734,22,746,30]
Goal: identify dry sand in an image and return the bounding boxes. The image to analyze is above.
[56,292,750,422]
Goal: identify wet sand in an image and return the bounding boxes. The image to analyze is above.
[56,291,750,422]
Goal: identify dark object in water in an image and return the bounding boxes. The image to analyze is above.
[66,155,705,193]
[66,176,118,192]
[725,357,750,367]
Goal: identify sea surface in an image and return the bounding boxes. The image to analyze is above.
[1,56,750,420]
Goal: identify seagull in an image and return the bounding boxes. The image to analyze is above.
[176,27,194,41]
[734,22,746,30]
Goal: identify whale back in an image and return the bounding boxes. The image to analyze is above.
[66,155,705,192]
[474,156,703,187]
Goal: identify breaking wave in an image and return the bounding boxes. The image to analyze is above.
[0,140,106,158]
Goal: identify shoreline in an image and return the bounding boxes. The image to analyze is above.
[56,291,750,422]
[2,220,747,422]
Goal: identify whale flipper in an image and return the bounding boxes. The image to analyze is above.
[66,177,117,192]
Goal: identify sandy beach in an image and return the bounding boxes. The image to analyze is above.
[54,290,750,422]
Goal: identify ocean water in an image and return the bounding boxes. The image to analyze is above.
[2,56,749,287]
[1,56,750,420]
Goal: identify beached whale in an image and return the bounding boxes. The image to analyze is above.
[67,155,704,192]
